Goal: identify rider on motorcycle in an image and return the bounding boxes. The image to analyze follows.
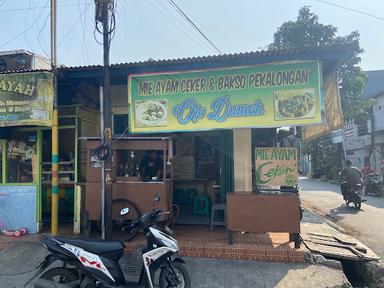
[340,160,362,200]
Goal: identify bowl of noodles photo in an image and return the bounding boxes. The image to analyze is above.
[274,89,316,120]
[135,100,168,127]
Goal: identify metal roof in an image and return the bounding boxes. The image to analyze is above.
[363,70,384,98]
[0,49,33,57]
[60,43,356,73]
[0,69,51,75]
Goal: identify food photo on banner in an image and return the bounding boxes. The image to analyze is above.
[0,72,54,127]
[128,60,324,133]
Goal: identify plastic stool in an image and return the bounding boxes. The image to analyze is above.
[210,203,227,231]
[193,195,209,217]
[186,188,198,204]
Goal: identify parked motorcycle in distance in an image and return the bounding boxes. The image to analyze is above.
[364,172,384,196]
[30,193,191,288]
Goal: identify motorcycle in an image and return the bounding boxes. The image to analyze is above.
[341,181,366,209]
[364,172,383,196]
[30,193,191,288]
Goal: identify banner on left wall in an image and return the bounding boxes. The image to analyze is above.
[0,72,54,127]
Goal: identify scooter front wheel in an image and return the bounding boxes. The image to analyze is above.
[159,262,191,288]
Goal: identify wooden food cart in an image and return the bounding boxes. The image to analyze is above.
[227,147,301,248]
[84,137,172,224]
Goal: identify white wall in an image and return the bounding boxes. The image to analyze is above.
[373,93,384,132]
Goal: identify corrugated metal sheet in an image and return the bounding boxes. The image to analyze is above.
[0,69,51,75]
[60,43,356,72]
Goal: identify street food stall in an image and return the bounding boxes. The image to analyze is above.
[84,137,172,223]
[57,43,353,246]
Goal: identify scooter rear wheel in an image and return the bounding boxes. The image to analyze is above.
[40,267,79,284]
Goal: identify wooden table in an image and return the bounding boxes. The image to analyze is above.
[173,178,209,195]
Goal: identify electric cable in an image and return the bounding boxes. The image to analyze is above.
[112,126,129,142]
[94,0,116,46]
[313,0,384,22]
[37,11,50,57]
[78,0,90,64]
[23,0,34,52]
[0,0,49,49]
[0,2,92,14]
[57,3,90,47]
[147,0,213,53]
[166,0,222,54]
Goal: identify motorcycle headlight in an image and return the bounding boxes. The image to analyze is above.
[149,227,179,251]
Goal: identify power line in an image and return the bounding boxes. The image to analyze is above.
[78,0,90,64]
[146,0,213,54]
[166,0,222,54]
[0,0,49,49]
[37,10,50,57]
[313,0,384,22]
[0,2,92,14]
[23,0,34,51]
[57,3,90,47]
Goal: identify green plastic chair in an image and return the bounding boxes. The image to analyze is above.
[186,188,198,205]
[193,194,209,217]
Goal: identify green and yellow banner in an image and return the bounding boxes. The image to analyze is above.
[0,72,54,127]
[128,61,323,133]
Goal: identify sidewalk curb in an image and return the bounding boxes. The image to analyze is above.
[302,205,348,235]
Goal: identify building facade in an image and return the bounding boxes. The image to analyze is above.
[343,70,384,170]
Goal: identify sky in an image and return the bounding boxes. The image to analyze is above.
[0,0,384,71]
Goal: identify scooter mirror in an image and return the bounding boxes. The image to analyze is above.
[154,193,161,202]
[120,207,130,216]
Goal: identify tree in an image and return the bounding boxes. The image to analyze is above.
[269,6,371,122]
[270,7,373,179]
[302,134,343,180]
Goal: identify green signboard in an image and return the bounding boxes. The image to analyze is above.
[0,72,53,127]
[128,60,323,133]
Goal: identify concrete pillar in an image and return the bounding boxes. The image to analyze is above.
[233,128,252,192]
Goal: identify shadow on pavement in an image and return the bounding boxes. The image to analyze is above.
[328,205,361,221]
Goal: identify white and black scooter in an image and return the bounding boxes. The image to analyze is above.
[30,194,190,288]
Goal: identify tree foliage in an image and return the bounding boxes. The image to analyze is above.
[269,6,371,122]
[302,134,342,180]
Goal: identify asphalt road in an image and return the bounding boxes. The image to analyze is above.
[300,177,384,258]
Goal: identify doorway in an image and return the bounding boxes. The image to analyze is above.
[173,131,222,225]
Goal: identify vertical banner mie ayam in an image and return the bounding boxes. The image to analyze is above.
[128,61,323,133]
[255,147,299,186]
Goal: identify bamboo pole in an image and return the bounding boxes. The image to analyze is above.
[50,0,59,235]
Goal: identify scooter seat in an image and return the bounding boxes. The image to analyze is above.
[54,236,125,260]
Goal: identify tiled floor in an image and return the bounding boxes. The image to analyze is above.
[124,225,305,262]
[0,225,305,263]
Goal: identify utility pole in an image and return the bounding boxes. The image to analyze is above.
[50,0,59,235]
[95,0,113,240]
